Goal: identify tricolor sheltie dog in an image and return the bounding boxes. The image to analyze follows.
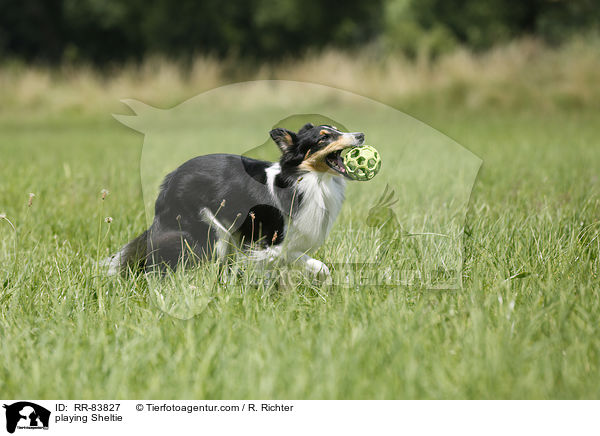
[105,123,365,279]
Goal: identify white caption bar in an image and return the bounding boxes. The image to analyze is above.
[0,400,598,435]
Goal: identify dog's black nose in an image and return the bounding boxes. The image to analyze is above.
[355,133,365,142]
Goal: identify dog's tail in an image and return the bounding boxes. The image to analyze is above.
[102,230,148,276]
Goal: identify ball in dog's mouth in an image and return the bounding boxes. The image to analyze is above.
[340,145,382,181]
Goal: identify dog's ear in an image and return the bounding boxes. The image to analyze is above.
[297,123,314,135]
[270,128,297,153]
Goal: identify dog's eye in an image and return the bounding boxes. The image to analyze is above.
[319,133,330,142]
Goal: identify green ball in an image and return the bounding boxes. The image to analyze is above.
[341,145,382,181]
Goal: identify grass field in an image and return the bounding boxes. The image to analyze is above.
[1,42,600,399]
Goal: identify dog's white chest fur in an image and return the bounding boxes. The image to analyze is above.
[286,172,346,253]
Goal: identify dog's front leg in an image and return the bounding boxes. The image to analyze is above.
[292,253,331,281]
[251,248,331,282]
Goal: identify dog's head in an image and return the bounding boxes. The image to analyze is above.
[270,123,365,178]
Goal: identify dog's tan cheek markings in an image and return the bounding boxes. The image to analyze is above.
[299,160,330,173]
[298,137,352,173]
[303,149,336,173]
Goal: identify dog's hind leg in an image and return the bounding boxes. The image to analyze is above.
[146,225,221,273]
[145,230,197,274]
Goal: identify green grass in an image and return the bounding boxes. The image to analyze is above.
[1,100,599,399]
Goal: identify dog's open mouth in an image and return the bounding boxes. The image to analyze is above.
[325,150,351,178]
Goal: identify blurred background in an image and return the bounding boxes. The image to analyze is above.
[1,0,599,114]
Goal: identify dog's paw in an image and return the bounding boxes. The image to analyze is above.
[305,258,330,280]
[101,253,122,276]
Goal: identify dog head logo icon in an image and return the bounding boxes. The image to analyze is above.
[3,402,50,434]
